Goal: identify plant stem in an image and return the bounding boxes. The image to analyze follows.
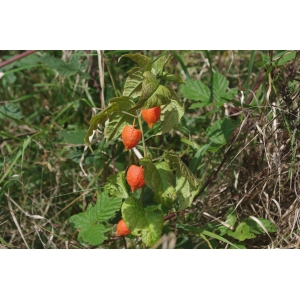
[138,115,147,157]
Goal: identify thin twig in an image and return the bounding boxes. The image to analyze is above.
[6,193,30,249]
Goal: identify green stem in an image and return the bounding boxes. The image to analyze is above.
[138,115,147,157]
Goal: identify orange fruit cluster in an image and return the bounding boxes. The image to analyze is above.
[126,164,145,192]
[116,219,131,236]
[121,125,142,150]
[141,106,161,128]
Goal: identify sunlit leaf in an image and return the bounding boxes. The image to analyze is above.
[122,196,164,247]
[119,53,152,71]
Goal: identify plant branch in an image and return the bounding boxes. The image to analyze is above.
[0,50,37,69]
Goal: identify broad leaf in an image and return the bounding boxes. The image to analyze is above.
[69,203,97,229]
[122,197,164,247]
[227,222,255,241]
[119,53,152,71]
[39,54,79,77]
[212,72,237,104]
[78,224,105,246]
[140,157,176,208]
[206,117,236,146]
[244,218,277,234]
[60,129,86,145]
[163,150,199,187]
[84,102,119,149]
[160,88,184,134]
[123,67,143,98]
[212,72,229,102]
[95,190,122,222]
[103,96,136,142]
[104,171,129,199]
[175,174,200,211]
[130,71,172,110]
[183,79,211,102]
[152,53,173,76]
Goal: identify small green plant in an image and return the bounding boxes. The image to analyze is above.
[69,51,196,247]
[177,206,277,249]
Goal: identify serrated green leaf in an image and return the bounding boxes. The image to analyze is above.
[119,53,152,71]
[103,96,136,142]
[140,157,176,208]
[60,129,86,145]
[212,72,229,102]
[160,88,184,134]
[123,67,143,98]
[130,71,172,110]
[104,171,129,199]
[122,197,164,247]
[95,190,122,222]
[183,79,211,102]
[206,117,236,146]
[69,203,97,229]
[39,54,78,77]
[225,206,237,227]
[78,223,105,246]
[163,150,199,187]
[84,102,120,150]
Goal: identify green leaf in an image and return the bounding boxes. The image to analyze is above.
[69,203,97,229]
[104,171,129,199]
[175,173,199,211]
[244,218,277,234]
[176,224,241,249]
[225,206,237,227]
[206,117,236,146]
[189,144,210,173]
[122,196,164,247]
[60,129,86,145]
[131,71,172,110]
[0,103,23,120]
[103,96,136,142]
[78,224,105,246]
[0,237,13,249]
[95,190,122,222]
[159,71,184,83]
[123,67,143,98]
[119,53,152,71]
[140,157,177,208]
[163,150,199,187]
[152,53,173,76]
[227,222,256,241]
[183,79,211,102]
[212,72,229,102]
[160,88,184,134]
[84,102,120,150]
[39,54,79,77]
